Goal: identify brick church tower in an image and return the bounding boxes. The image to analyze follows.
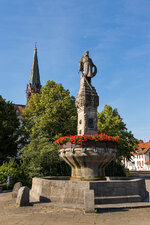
[26,43,41,103]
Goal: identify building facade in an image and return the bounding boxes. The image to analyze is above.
[125,140,150,171]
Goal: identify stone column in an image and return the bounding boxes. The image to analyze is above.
[76,75,99,135]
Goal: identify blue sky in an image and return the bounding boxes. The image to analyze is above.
[0,0,150,141]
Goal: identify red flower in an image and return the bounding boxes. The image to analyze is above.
[54,134,120,148]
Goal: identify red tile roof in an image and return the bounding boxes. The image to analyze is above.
[146,159,150,165]
[134,141,150,155]
[138,140,144,144]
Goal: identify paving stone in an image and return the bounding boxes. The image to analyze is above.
[1,191,150,225]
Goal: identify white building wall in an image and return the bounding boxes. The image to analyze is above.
[125,149,150,171]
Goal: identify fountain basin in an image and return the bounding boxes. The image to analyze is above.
[59,141,117,180]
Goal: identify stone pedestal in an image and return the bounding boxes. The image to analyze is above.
[76,76,99,135]
[59,142,117,180]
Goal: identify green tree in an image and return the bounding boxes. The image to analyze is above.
[0,158,30,187]
[0,95,19,163]
[21,81,76,177]
[97,105,138,160]
[22,137,70,179]
[23,81,77,141]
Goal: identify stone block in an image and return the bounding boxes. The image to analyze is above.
[84,189,94,213]
[16,186,30,207]
[145,179,150,194]
[12,182,22,198]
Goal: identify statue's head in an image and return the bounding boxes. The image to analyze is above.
[84,50,89,56]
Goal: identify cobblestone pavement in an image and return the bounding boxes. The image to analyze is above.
[1,191,150,225]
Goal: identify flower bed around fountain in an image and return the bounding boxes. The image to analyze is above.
[54,133,120,148]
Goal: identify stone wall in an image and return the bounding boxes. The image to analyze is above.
[90,178,148,201]
[30,177,149,207]
[30,177,89,204]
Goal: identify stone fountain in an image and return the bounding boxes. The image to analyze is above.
[30,51,148,209]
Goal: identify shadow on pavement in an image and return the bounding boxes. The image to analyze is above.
[0,190,12,194]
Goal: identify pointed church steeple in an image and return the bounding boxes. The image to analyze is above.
[26,43,42,103]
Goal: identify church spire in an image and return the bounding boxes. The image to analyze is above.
[26,43,41,103]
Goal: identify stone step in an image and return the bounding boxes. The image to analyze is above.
[94,195,141,204]
[95,202,150,210]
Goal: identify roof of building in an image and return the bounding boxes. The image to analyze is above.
[28,44,41,89]
[146,159,150,165]
[14,104,25,116]
[134,141,150,155]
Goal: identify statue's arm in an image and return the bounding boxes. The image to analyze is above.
[92,65,97,77]
[90,59,97,77]
[79,57,83,72]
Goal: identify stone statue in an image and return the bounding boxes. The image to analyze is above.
[79,50,97,84]
[76,50,99,135]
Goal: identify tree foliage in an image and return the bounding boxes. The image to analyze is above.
[0,158,30,186]
[0,95,19,163]
[23,81,77,141]
[97,105,138,160]
[21,81,76,177]
[22,137,70,179]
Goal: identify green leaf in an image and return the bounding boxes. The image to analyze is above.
[97,105,138,160]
